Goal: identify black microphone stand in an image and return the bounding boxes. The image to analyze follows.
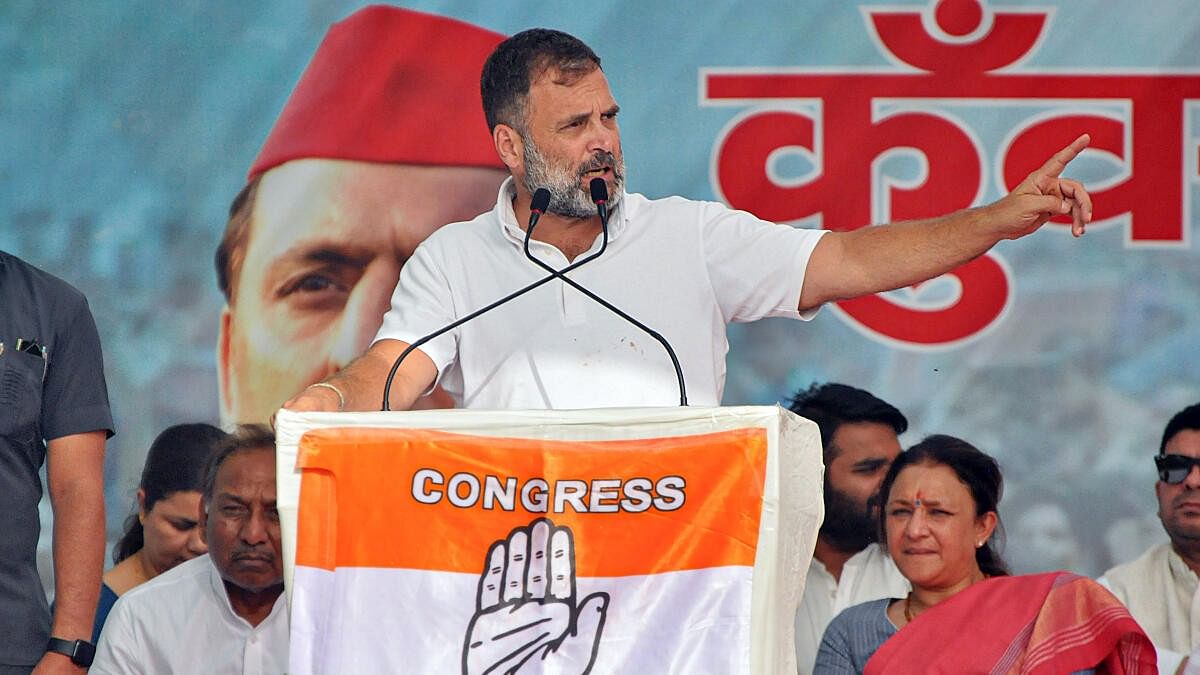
[381,180,688,410]
[520,179,687,406]
[381,191,601,410]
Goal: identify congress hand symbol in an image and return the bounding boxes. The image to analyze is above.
[463,518,609,675]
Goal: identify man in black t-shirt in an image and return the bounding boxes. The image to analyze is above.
[0,251,113,674]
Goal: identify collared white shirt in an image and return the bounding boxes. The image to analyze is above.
[794,544,909,675]
[92,555,288,675]
[376,178,826,409]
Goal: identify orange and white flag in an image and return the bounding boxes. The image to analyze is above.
[277,406,822,674]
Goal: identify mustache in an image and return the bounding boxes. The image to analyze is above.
[577,151,618,177]
[231,546,275,562]
[1173,494,1200,508]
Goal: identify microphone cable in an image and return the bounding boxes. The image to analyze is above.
[520,178,687,406]
[382,179,688,409]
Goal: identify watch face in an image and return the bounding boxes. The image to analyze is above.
[73,640,96,667]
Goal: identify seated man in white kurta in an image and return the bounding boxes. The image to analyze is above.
[92,426,287,675]
[1101,402,1200,675]
[283,28,1093,415]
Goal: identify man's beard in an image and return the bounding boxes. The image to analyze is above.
[521,136,625,219]
[820,483,878,553]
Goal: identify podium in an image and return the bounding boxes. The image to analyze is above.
[274,406,823,674]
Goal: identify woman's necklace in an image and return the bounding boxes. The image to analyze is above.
[903,573,989,623]
[903,592,922,623]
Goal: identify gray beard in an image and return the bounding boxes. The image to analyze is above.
[521,139,625,219]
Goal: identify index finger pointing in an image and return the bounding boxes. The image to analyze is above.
[1036,133,1090,178]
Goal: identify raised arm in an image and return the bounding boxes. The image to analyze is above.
[798,134,1093,311]
[281,338,439,414]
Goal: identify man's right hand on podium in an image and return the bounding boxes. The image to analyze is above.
[278,339,439,417]
[284,381,346,413]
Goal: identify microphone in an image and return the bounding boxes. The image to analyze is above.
[529,187,551,230]
[589,177,609,227]
[381,186,607,411]
[382,180,688,409]
[522,178,688,406]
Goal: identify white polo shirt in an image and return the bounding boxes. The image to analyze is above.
[376,179,827,409]
[92,555,288,675]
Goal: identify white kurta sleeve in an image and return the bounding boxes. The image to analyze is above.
[90,598,146,675]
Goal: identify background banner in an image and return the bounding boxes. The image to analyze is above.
[3,0,1197,580]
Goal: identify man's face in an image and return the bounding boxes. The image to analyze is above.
[202,447,281,594]
[820,421,903,552]
[219,159,506,424]
[1156,428,1200,546]
[516,67,625,218]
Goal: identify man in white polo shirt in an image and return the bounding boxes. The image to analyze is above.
[284,28,1094,415]
[92,426,286,675]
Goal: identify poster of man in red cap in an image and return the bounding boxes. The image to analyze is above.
[215,6,510,425]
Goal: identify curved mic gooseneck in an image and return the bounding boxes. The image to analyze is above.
[521,178,687,406]
[381,179,688,410]
[381,188,598,410]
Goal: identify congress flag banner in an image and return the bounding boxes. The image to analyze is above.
[274,406,823,674]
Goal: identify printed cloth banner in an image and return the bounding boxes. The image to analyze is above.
[274,406,823,674]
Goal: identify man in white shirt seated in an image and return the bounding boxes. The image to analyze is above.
[1102,402,1200,675]
[92,425,287,675]
[788,383,911,675]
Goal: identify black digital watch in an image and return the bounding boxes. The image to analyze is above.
[46,637,96,667]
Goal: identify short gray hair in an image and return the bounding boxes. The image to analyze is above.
[201,424,275,503]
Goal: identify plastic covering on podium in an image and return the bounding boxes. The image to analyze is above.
[274,406,823,674]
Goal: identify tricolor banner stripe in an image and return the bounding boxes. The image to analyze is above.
[275,406,822,674]
[294,427,768,575]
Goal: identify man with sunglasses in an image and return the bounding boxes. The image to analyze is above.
[1102,402,1200,674]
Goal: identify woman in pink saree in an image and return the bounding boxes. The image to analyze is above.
[815,435,1155,674]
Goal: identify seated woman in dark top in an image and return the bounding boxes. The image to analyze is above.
[93,423,227,642]
[815,435,1153,675]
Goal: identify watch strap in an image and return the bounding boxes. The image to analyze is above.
[46,637,96,667]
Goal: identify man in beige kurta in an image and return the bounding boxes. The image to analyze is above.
[1102,402,1200,674]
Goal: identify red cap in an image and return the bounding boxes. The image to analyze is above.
[248,5,506,179]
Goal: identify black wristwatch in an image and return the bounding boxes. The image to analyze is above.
[46,637,95,667]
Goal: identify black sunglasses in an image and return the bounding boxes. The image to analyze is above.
[1155,454,1200,484]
